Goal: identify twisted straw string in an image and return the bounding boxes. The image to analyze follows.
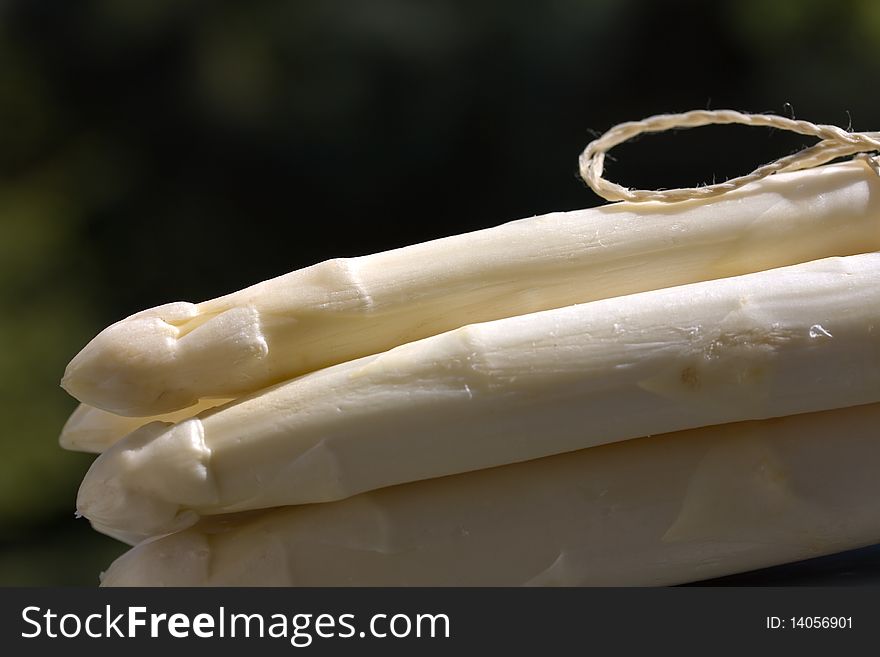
[579,109,880,203]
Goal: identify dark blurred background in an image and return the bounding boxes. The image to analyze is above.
[2,0,880,585]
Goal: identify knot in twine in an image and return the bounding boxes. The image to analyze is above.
[579,109,880,203]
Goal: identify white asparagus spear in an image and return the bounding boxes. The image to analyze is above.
[77,253,880,541]
[59,399,233,454]
[100,402,880,586]
[62,161,880,416]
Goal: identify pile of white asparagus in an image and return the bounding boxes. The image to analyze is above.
[60,159,880,586]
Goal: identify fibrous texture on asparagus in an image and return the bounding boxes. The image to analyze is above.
[76,253,880,541]
[99,402,880,586]
[57,142,880,587]
[62,161,880,416]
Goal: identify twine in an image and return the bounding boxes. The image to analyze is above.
[579,109,880,203]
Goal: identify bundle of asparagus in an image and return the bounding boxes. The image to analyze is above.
[60,111,880,585]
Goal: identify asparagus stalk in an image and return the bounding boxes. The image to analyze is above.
[77,253,880,541]
[59,399,232,454]
[62,161,880,416]
[99,402,880,586]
